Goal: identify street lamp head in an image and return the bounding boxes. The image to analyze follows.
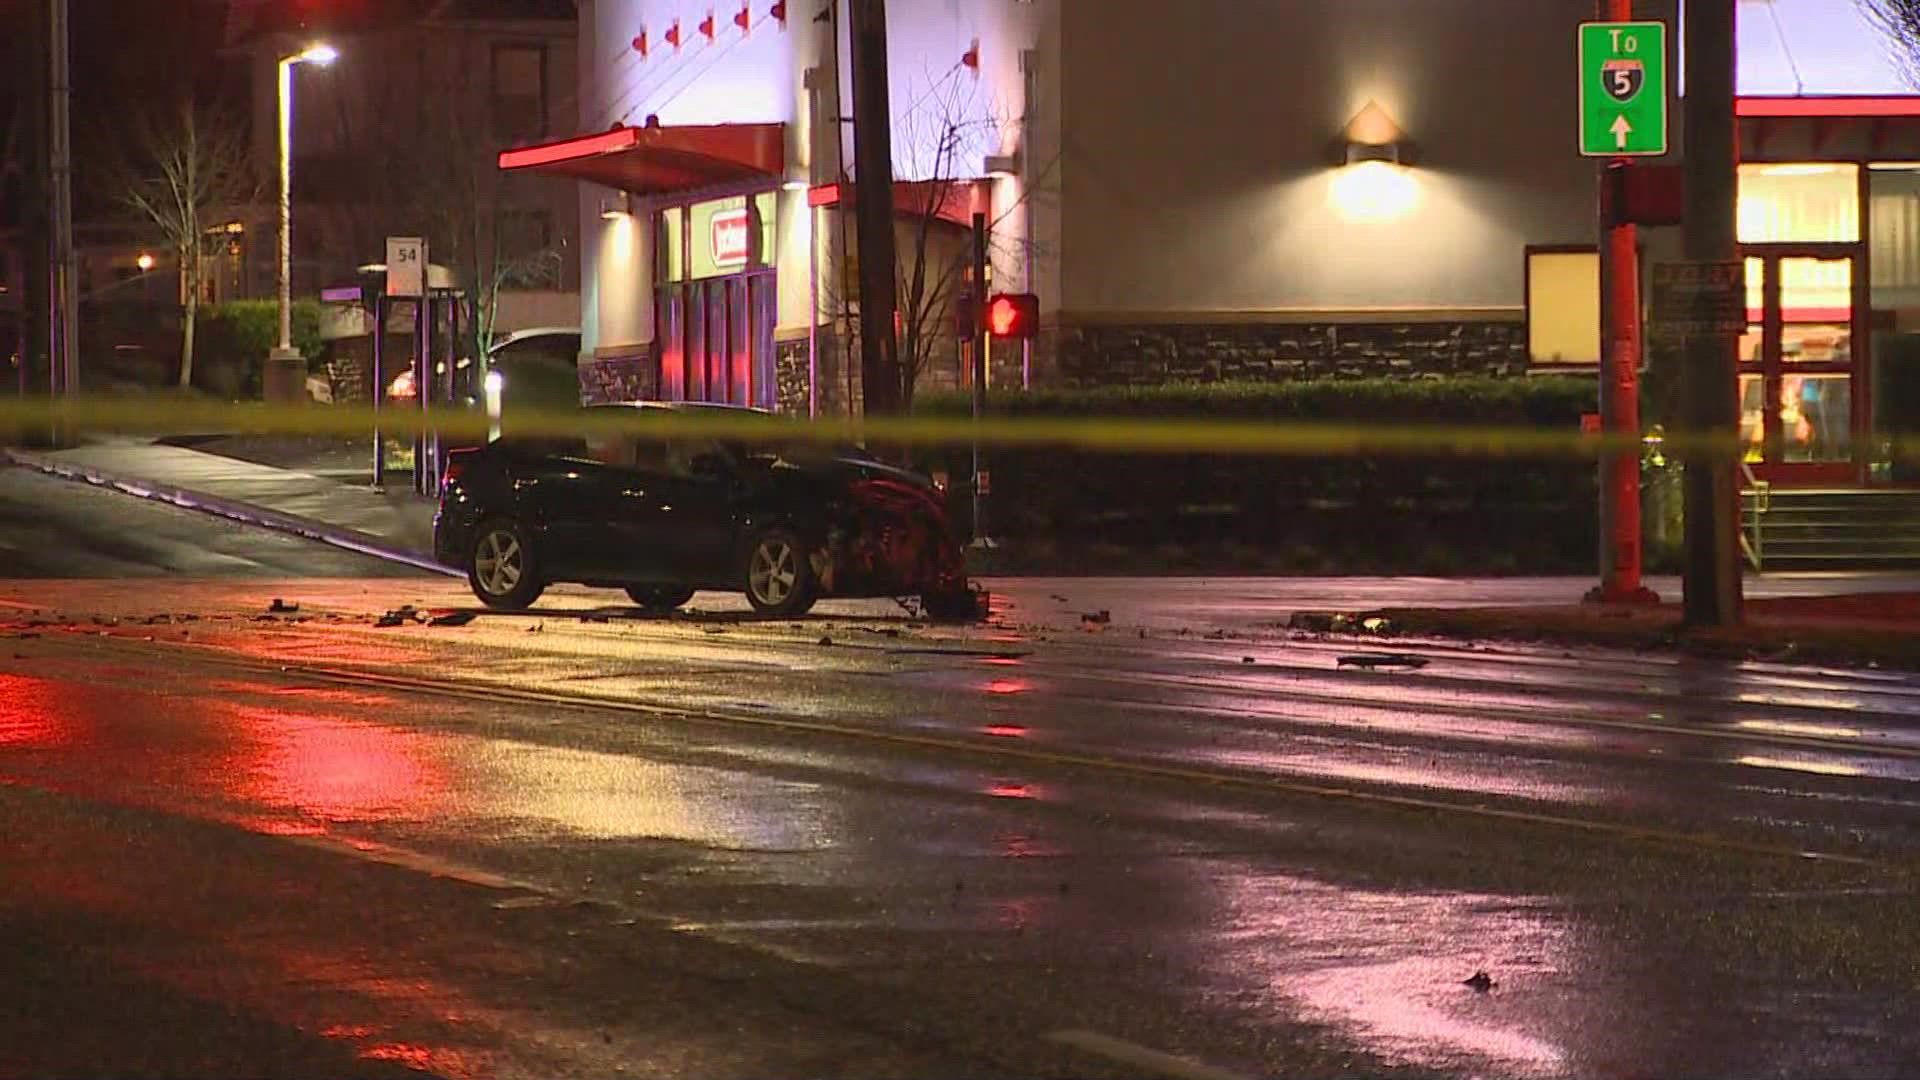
[135,253,156,272]
[298,43,339,65]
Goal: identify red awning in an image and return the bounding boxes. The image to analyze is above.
[807,179,994,228]
[498,122,785,195]
[1737,96,1920,161]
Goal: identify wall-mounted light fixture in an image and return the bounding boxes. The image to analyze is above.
[1329,100,1420,224]
[1331,100,1416,167]
[600,191,633,220]
[984,152,1021,178]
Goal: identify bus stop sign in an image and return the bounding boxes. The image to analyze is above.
[1579,21,1668,157]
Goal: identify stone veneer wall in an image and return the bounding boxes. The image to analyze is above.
[578,347,657,405]
[1045,319,1530,386]
[775,337,810,416]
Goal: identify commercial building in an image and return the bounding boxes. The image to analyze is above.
[508,0,1920,487]
[227,0,582,334]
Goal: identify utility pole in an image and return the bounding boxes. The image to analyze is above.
[970,211,988,542]
[1590,0,1657,605]
[49,0,78,403]
[18,0,52,404]
[1682,0,1743,625]
[845,0,900,416]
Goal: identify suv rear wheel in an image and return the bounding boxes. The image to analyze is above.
[468,519,545,610]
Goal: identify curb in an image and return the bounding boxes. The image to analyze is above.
[3,448,460,578]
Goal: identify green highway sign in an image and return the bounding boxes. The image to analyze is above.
[1579,21,1668,157]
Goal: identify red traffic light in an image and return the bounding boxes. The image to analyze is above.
[986,293,1038,339]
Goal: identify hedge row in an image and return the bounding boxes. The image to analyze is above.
[911,377,1600,574]
[914,376,1596,425]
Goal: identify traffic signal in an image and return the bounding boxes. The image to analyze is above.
[985,293,1039,339]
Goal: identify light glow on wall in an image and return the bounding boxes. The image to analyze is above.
[1329,161,1421,224]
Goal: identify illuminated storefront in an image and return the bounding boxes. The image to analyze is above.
[1732,105,1920,485]
[514,0,1920,486]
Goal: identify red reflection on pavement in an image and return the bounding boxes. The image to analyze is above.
[981,656,1025,667]
[220,703,444,825]
[206,678,399,710]
[982,724,1029,738]
[987,782,1039,800]
[0,674,71,749]
[997,831,1062,858]
[984,679,1031,695]
[361,1043,476,1073]
[206,630,436,669]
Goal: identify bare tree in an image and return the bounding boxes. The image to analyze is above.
[1861,0,1920,85]
[98,98,257,388]
[825,74,1055,409]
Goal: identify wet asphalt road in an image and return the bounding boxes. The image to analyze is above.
[7,576,1920,1079]
[5,469,1920,1078]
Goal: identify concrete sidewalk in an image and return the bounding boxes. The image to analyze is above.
[4,438,451,575]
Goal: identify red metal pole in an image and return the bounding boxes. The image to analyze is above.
[1592,0,1659,604]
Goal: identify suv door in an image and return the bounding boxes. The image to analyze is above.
[500,441,609,578]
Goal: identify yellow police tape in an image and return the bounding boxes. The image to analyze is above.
[0,394,1793,460]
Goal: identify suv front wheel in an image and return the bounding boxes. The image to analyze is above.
[743,528,817,617]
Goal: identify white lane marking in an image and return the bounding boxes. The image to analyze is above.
[277,832,541,892]
[1046,1029,1253,1080]
[671,924,846,969]
[272,830,846,969]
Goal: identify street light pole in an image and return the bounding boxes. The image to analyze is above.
[275,55,295,357]
[270,44,337,401]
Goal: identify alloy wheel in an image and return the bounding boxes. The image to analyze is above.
[748,538,798,607]
[474,530,523,596]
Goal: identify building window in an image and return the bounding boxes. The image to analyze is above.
[491,43,547,141]
[1737,163,1860,244]
[1525,247,1599,366]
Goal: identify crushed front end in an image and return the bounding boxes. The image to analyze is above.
[813,478,970,602]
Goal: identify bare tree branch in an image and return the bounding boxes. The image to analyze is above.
[1860,0,1920,88]
[92,94,258,388]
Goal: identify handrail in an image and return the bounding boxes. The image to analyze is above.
[1739,461,1768,571]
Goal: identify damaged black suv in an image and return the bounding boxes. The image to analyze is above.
[433,402,978,619]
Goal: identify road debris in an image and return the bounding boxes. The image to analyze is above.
[268,598,299,614]
[1463,971,1496,992]
[1081,610,1111,625]
[1336,653,1430,670]
[428,611,476,627]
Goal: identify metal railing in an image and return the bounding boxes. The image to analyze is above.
[1739,461,1769,572]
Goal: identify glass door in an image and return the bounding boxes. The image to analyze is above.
[1742,248,1864,484]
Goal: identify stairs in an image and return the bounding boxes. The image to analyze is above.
[1743,488,1920,571]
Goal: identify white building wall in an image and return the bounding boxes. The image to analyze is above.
[1055,0,1686,318]
[573,0,1045,356]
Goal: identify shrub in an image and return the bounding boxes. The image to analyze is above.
[197,300,326,398]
